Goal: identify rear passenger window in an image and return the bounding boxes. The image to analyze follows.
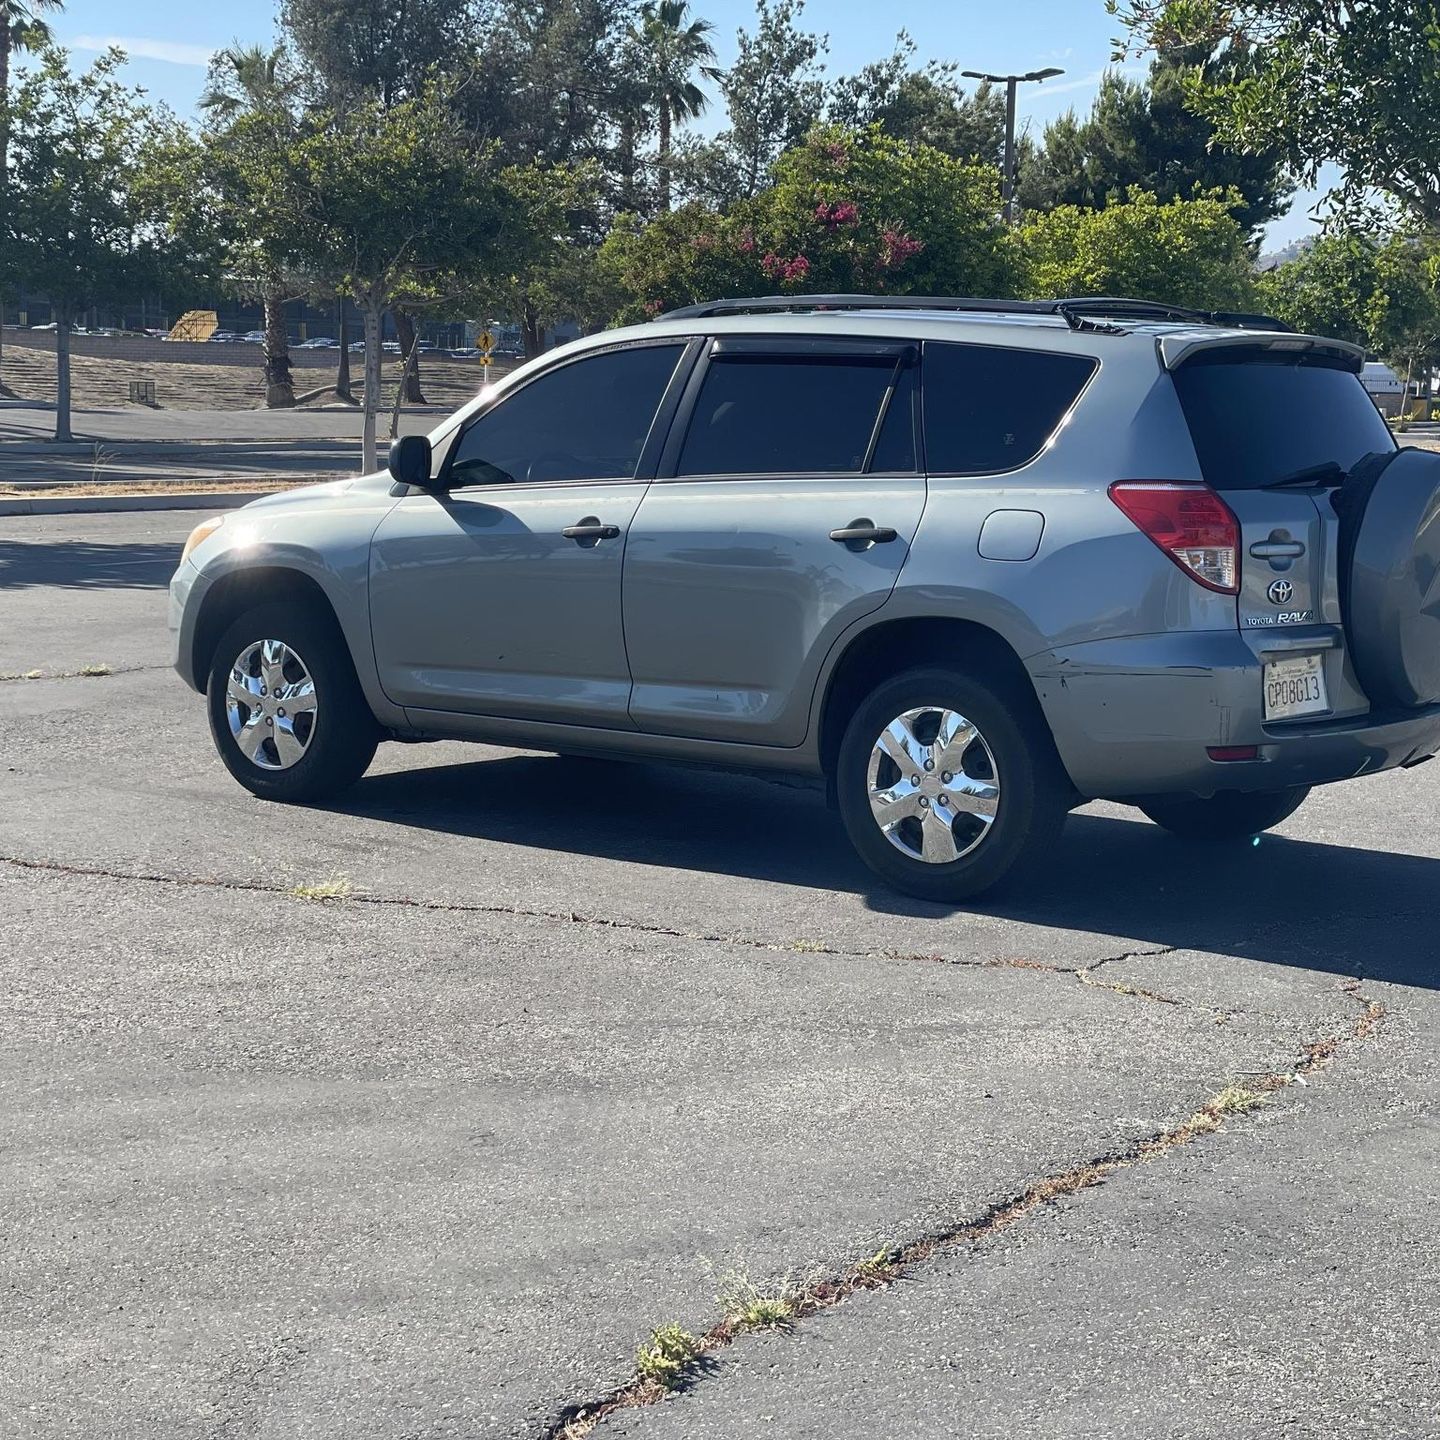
[923,342,1096,474]
[677,356,905,476]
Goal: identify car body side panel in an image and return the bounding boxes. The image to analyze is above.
[623,474,927,745]
[171,475,408,727]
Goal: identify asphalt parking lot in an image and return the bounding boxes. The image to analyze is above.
[2,510,1437,1439]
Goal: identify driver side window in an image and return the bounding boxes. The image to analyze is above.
[447,343,686,488]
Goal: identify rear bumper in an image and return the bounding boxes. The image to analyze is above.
[1029,631,1440,799]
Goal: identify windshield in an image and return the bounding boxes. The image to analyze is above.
[1172,351,1396,490]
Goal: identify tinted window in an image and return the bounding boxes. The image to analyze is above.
[448,343,684,486]
[1172,352,1395,490]
[868,367,917,473]
[676,356,900,476]
[924,342,1097,473]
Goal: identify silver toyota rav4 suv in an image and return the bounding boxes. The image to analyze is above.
[170,295,1440,901]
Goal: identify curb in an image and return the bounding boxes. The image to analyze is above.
[0,490,271,518]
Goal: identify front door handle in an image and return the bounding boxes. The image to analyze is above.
[562,517,622,546]
[830,519,898,551]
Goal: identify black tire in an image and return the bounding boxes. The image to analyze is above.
[1137,786,1309,841]
[206,600,379,803]
[835,665,1068,902]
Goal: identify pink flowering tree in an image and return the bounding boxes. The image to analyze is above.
[601,124,1017,320]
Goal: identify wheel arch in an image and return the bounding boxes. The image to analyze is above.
[815,615,1068,789]
[190,566,345,694]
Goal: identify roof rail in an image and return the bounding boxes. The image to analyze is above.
[656,294,1060,322]
[654,293,1294,333]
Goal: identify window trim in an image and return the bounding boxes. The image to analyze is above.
[434,335,702,494]
[656,335,921,483]
[919,339,1100,479]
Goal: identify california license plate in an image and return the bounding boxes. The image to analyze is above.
[1263,653,1330,721]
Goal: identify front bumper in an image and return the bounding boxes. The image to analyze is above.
[168,558,206,692]
[1029,631,1440,800]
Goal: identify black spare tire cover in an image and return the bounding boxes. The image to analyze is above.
[1333,447,1440,709]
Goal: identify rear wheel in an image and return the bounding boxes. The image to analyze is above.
[206,600,379,803]
[1137,786,1309,841]
[836,665,1067,902]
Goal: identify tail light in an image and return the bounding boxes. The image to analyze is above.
[1108,482,1239,594]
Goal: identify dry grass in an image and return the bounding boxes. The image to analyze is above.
[288,874,353,902]
[0,478,301,500]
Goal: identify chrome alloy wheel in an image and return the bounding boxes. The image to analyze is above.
[225,638,318,771]
[866,705,1001,863]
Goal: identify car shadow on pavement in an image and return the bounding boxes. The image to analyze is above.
[0,539,179,590]
[336,753,1439,992]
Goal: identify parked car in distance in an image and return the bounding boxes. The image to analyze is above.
[208,331,240,343]
[447,348,479,359]
[296,337,337,349]
[169,293,1440,901]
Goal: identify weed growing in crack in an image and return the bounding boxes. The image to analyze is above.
[715,1267,800,1332]
[633,1324,700,1390]
[288,874,352,901]
[76,663,113,677]
[1210,1084,1269,1116]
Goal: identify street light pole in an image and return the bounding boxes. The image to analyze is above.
[961,67,1065,224]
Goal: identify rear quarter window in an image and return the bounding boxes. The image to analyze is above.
[1172,351,1396,490]
[923,341,1097,474]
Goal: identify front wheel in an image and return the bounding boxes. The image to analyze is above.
[835,665,1068,902]
[206,600,379,803]
[1137,787,1310,841]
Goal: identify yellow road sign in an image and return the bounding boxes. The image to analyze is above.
[478,329,495,353]
[480,354,494,366]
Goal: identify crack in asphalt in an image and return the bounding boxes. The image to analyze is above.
[543,981,1387,1439]
[0,852,1190,1009]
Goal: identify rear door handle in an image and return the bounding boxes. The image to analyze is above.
[830,519,898,550]
[1249,539,1306,560]
[562,517,622,545]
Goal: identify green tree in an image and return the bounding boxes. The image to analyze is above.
[602,125,1015,319]
[5,47,187,440]
[278,0,483,106]
[199,45,305,408]
[261,88,517,471]
[1111,0,1440,231]
[1019,47,1292,235]
[1259,230,1440,384]
[0,0,63,369]
[1016,189,1257,309]
[1255,233,1380,346]
[633,0,722,211]
[478,162,616,356]
[676,0,827,204]
[829,33,1007,165]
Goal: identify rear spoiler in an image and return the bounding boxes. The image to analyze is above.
[1158,332,1367,374]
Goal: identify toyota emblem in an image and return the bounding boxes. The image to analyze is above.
[1267,578,1295,605]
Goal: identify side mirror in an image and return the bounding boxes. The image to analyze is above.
[387,434,435,489]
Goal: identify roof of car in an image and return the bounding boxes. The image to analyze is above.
[589,294,1364,371]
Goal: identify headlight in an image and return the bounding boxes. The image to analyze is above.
[180,516,225,564]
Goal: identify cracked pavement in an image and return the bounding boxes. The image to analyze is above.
[1,512,1437,1438]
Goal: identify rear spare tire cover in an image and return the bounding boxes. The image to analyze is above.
[1335,447,1440,708]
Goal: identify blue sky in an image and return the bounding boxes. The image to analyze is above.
[50,0,1324,248]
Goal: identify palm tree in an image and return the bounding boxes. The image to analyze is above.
[200,46,305,408]
[633,1,722,212]
[198,43,288,121]
[1,1,64,372]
